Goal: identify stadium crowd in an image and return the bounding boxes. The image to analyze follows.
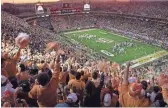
[91,1,168,19]
[1,10,168,107]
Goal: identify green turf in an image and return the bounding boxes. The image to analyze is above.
[64,29,163,64]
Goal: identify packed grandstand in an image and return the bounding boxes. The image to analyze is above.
[1,0,168,107]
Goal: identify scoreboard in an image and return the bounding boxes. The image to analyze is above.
[49,3,82,15]
[61,3,73,14]
[84,4,90,11]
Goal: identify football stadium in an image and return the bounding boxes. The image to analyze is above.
[63,28,166,64]
[1,0,168,107]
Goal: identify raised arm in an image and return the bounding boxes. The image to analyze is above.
[120,62,131,94]
[123,62,130,85]
[13,48,21,61]
[49,54,61,89]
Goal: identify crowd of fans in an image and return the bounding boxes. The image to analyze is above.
[1,10,168,107]
[91,1,168,19]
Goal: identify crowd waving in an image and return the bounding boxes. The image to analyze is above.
[1,10,168,107]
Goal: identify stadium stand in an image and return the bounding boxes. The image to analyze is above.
[1,1,168,107]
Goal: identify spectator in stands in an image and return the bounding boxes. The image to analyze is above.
[83,70,104,107]
[119,63,150,107]
[100,80,119,107]
[28,55,60,107]
[68,72,85,90]
[16,64,29,83]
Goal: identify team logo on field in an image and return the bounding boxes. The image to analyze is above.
[101,50,114,57]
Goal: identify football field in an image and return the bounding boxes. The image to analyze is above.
[63,29,167,64]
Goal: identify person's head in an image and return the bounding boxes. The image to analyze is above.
[106,80,113,90]
[46,69,52,79]
[141,80,148,90]
[92,70,98,80]
[75,72,81,80]
[67,93,78,103]
[70,70,77,76]
[80,70,84,76]
[37,73,50,86]
[128,77,136,84]
[41,63,48,72]
[41,60,45,64]
[19,80,30,92]
[19,64,26,72]
[153,86,160,93]
[129,83,143,97]
[103,93,112,107]
[62,66,68,72]
[2,101,11,107]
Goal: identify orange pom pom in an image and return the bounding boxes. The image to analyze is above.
[46,42,59,51]
[57,49,65,55]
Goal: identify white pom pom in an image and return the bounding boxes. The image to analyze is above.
[15,32,30,48]
[17,32,29,39]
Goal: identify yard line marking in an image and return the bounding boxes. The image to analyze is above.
[64,29,96,34]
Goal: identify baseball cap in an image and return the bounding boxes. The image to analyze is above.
[103,93,112,107]
[67,93,78,103]
[128,77,136,83]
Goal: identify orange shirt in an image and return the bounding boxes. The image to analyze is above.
[119,84,150,107]
[5,58,18,77]
[68,79,85,90]
[28,65,60,107]
[162,87,168,104]
[5,50,21,77]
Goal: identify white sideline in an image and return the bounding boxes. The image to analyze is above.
[64,29,96,34]
[122,50,168,68]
